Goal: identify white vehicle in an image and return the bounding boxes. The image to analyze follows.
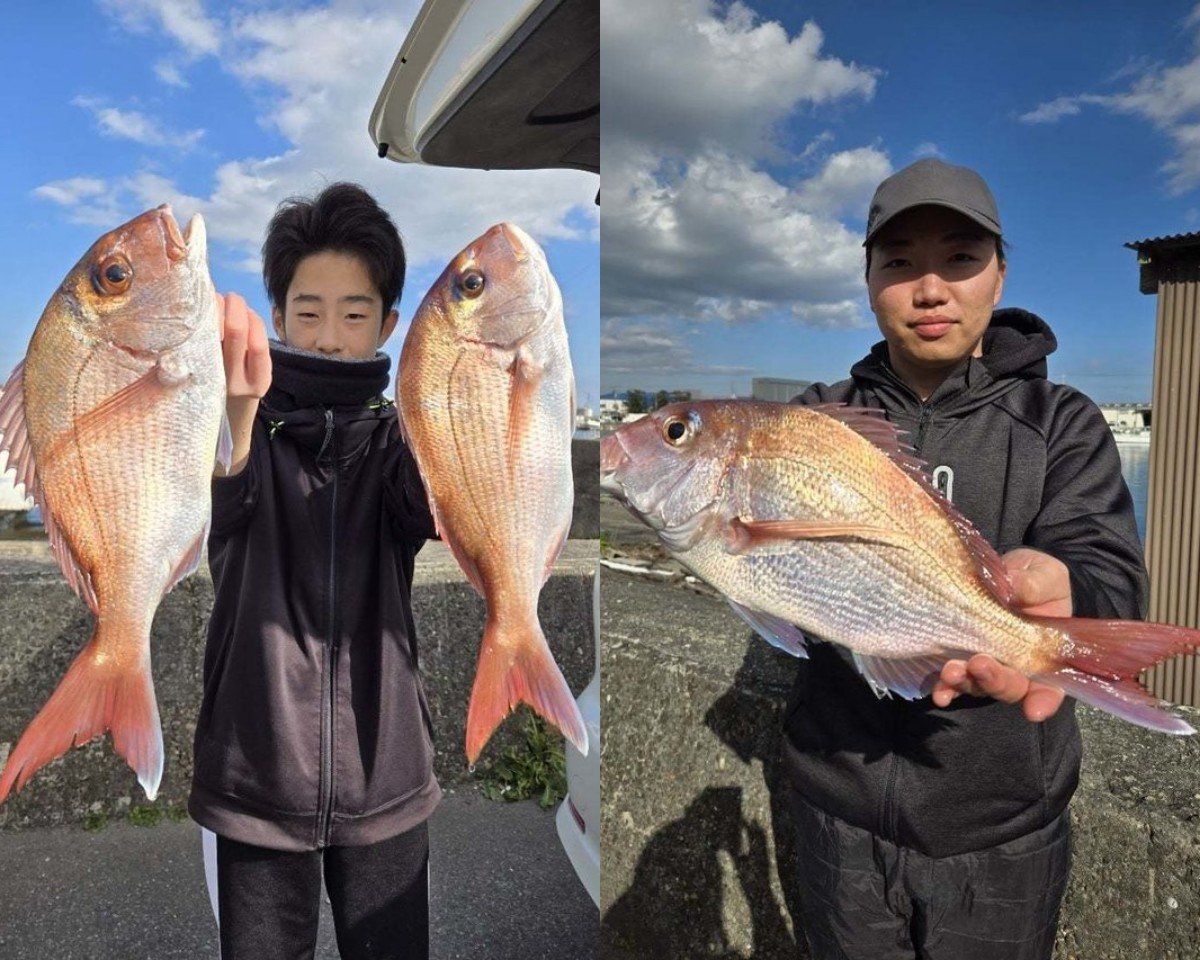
[371,0,600,907]
[369,0,598,174]
[556,570,600,906]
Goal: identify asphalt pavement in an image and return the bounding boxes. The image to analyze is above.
[0,781,596,960]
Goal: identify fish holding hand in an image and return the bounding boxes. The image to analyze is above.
[0,206,228,801]
[601,399,1199,734]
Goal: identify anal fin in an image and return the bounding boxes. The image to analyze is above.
[851,651,963,700]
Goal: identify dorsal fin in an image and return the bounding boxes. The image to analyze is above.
[0,361,100,614]
[806,402,1014,609]
[0,361,36,501]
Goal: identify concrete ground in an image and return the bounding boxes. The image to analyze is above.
[0,781,596,960]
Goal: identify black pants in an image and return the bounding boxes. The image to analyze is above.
[789,788,1070,960]
[216,821,429,960]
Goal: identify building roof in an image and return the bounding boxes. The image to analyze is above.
[1124,232,1200,253]
[1125,232,1200,294]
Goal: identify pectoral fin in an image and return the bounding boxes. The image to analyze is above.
[505,350,542,473]
[724,517,912,554]
[42,363,175,468]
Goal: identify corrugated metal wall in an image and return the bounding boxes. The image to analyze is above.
[1143,275,1200,707]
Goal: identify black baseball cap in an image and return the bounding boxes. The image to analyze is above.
[864,158,1001,246]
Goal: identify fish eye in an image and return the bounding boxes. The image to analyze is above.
[459,270,485,299]
[92,255,133,296]
[663,417,689,445]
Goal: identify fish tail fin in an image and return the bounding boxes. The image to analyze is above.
[465,615,588,764]
[1031,615,1200,734]
[0,625,163,803]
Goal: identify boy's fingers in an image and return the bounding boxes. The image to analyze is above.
[245,314,272,394]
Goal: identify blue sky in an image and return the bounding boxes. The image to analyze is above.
[0,1,599,416]
[601,0,1200,403]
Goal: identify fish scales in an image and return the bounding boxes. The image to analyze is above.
[707,406,1036,663]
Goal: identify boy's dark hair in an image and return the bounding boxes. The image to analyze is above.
[262,182,405,326]
[865,235,1007,280]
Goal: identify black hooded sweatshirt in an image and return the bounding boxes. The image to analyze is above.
[188,342,441,852]
[782,309,1148,858]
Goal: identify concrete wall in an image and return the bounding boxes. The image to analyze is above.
[0,540,596,831]
[601,570,1200,960]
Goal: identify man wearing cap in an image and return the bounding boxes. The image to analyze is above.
[783,158,1146,959]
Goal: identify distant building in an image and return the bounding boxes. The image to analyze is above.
[751,377,812,403]
[601,397,628,421]
[1099,404,1151,430]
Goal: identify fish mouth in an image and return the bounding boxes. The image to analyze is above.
[156,205,208,266]
[600,433,631,494]
[158,205,188,263]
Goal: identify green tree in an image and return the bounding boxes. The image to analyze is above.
[655,390,669,410]
[627,389,646,414]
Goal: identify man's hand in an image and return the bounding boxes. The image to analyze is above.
[931,548,1071,722]
[217,293,272,477]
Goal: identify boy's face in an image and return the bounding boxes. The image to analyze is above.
[867,205,1006,379]
[272,250,399,359]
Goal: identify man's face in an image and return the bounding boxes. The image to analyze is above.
[273,250,399,360]
[867,205,1006,379]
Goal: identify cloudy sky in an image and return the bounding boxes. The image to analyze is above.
[1,0,599,408]
[601,0,1200,401]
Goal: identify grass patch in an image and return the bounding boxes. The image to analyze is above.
[166,805,190,823]
[599,530,611,552]
[128,804,163,827]
[479,713,567,810]
[82,810,108,832]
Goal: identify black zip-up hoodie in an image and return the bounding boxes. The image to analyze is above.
[189,342,441,852]
[782,309,1148,858]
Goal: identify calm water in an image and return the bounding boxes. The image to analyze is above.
[1117,442,1150,544]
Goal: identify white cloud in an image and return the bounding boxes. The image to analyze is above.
[600,317,756,383]
[73,97,204,149]
[792,147,892,218]
[1018,97,1085,124]
[913,142,943,159]
[34,177,125,227]
[602,0,877,158]
[34,177,108,206]
[99,0,220,57]
[47,0,595,276]
[1020,11,1200,192]
[599,0,885,385]
[154,60,188,87]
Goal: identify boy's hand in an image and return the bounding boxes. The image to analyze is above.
[931,548,1070,722]
[220,293,272,399]
[217,293,272,477]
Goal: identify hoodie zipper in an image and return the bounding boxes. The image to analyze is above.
[913,403,932,455]
[316,407,338,848]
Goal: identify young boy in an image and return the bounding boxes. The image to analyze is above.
[189,183,439,960]
[783,159,1147,960]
